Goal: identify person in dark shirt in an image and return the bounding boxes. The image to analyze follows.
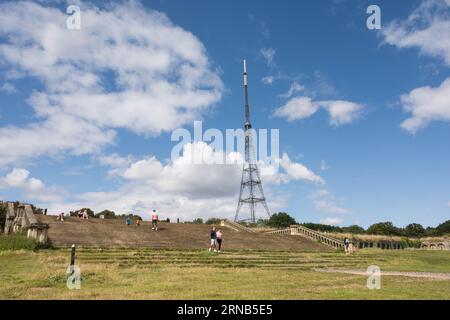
[344,237,350,255]
[209,226,217,252]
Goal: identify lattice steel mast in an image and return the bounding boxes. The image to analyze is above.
[235,60,271,223]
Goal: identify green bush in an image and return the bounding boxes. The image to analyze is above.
[400,236,421,249]
[0,233,51,251]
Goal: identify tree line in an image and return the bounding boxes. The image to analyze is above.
[261,212,450,238]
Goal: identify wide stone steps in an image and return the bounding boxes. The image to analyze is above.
[38,216,328,251]
[61,249,376,271]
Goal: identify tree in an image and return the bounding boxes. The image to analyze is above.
[256,219,269,227]
[436,220,450,236]
[424,227,437,237]
[366,221,402,236]
[404,223,425,238]
[301,223,342,233]
[192,218,204,224]
[205,218,221,225]
[342,225,365,234]
[95,210,116,219]
[268,212,296,229]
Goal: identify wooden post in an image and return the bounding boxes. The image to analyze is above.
[69,244,76,274]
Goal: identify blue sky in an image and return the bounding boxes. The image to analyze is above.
[0,0,449,227]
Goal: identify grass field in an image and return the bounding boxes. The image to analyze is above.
[0,248,449,299]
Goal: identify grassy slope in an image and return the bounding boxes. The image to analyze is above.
[0,249,449,299]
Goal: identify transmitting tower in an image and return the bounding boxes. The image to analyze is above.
[235,60,271,223]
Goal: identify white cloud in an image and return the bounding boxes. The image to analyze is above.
[320,217,343,226]
[0,113,116,167]
[381,0,450,66]
[279,153,325,184]
[279,82,305,99]
[262,75,275,85]
[35,143,322,220]
[310,188,348,214]
[0,168,66,203]
[273,97,318,121]
[0,1,223,166]
[260,47,276,67]
[314,200,348,214]
[318,100,364,126]
[1,168,44,191]
[108,143,324,197]
[273,96,363,126]
[400,77,450,133]
[0,82,15,94]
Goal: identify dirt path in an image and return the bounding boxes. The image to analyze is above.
[315,268,450,280]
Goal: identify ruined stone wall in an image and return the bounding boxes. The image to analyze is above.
[1,202,49,244]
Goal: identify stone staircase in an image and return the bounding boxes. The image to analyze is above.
[37,216,328,251]
[220,219,257,233]
[266,225,344,249]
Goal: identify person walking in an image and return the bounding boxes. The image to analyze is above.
[126,216,132,226]
[216,229,223,252]
[344,237,350,255]
[151,210,159,231]
[209,226,217,252]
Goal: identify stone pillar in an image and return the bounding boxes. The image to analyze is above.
[290,225,298,235]
[27,223,49,244]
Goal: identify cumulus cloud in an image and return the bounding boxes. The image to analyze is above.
[381,0,450,66]
[106,143,324,197]
[0,1,223,166]
[273,96,363,126]
[320,217,343,226]
[279,153,325,184]
[0,168,44,191]
[0,168,66,203]
[400,77,450,133]
[37,142,323,220]
[319,100,364,126]
[273,97,318,121]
